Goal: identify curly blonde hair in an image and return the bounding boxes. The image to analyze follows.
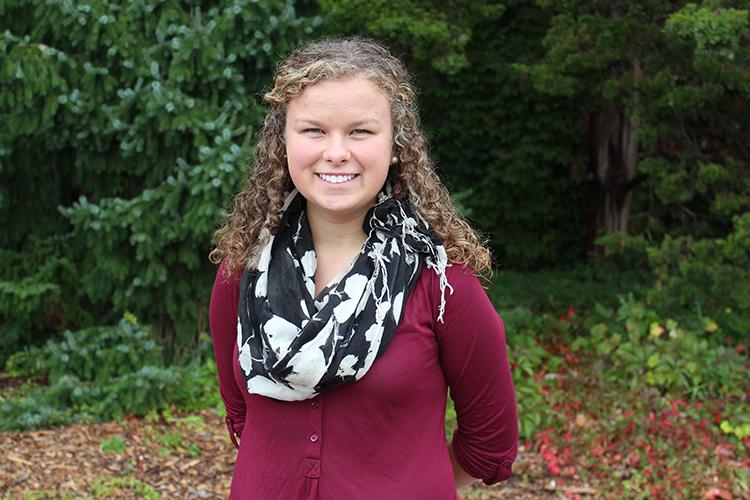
[210,37,492,279]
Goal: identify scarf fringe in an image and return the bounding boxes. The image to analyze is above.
[391,196,453,323]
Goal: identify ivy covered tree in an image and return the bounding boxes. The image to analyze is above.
[0,0,321,361]
[317,0,750,333]
[318,0,589,267]
[515,0,750,248]
[515,0,750,334]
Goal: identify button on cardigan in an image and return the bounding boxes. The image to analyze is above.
[210,261,518,500]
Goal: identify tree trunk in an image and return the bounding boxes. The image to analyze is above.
[586,98,640,254]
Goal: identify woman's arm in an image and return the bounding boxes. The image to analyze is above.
[436,265,519,487]
[209,260,247,448]
[448,437,479,488]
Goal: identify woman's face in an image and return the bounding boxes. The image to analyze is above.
[284,75,393,226]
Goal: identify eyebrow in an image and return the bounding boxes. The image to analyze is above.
[294,118,381,127]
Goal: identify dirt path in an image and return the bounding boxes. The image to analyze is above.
[0,409,595,499]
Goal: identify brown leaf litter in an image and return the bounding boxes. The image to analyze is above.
[1,409,594,499]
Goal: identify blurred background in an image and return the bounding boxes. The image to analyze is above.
[1,0,748,498]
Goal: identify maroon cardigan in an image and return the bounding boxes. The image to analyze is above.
[210,261,518,500]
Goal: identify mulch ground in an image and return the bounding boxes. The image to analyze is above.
[0,409,597,499]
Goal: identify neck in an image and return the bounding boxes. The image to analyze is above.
[306,205,368,252]
[306,204,369,295]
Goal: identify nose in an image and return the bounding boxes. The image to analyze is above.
[323,136,351,164]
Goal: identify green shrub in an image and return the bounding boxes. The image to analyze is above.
[503,306,564,441]
[0,244,85,366]
[1,0,322,363]
[646,213,750,338]
[491,265,648,314]
[42,315,161,384]
[0,316,219,431]
[598,212,750,340]
[573,295,748,400]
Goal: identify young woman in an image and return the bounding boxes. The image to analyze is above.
[209,37,518,499]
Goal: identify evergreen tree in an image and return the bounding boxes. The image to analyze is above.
[0,0,321,361]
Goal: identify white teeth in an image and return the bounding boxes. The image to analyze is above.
[318,173,355,183]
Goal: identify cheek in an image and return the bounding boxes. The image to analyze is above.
[357,139,392,173]
[286,136,318,173]
[286,138,315,165]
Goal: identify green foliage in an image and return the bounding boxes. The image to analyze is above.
[545,386,749,496]
[0,242,84,366]
[100,435,127,455]
[142,411,206,457]
[516,0,750,340]
[720,419,750,440]
[3,348,39,377]
[15,492,77,500]
[515,0,749,275]
[317,2,589,268]
[90,476,160,500]
[0,0,321,362]
[494,265,747,446]
[42,315,162,384]
[490,264,649,314]
[666,3,749,60]
[423,7,588,267]
[601,212,750,337]
[317,0,505,74]
[573,295,747,399]
[502,306,564,440]
[547,291,749,496]
[0,317,220,431]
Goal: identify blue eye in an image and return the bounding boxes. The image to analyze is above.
[352,129,371,135]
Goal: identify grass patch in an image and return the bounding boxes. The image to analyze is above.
[100,435,127,455]
[90,476,160,499]
[16,493,76,500]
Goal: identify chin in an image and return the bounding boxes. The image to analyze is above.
[315,199,371,217]
[322,203,363,216]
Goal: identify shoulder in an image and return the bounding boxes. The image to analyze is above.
[210,260,242,311]
[417,262,481,292]
[445,263,482,288]
[413,262,491,326]
[443,264,493,317]
[216,259,243,287]
[430,263,506,349]
[209,260,245,347]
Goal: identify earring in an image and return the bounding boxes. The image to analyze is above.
[391,155,398,165]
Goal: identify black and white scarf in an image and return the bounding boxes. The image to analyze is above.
[237,188,453,401]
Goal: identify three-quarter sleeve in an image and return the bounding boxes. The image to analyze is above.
[436,265,519,485]
[209,260,246,449]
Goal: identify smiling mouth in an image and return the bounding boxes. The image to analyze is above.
[317,173,358,184]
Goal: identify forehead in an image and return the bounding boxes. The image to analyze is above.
[286,75,391,120]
